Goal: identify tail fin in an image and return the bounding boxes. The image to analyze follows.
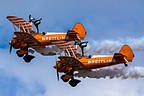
[119,45,134,62]
[72,23,86,40]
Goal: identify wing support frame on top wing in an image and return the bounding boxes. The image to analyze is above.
[7,16,37,35]
[12,19,30,34]
[69,45,76,58]
[17,21,32,34]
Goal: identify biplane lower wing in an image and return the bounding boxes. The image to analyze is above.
[14,32,41,47]
[58,56,89,71]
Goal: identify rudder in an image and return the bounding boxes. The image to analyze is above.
[72,23,86,40]
[119,45,134,62]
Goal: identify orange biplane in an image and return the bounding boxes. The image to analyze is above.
[7,15,86,62]
[54,45,134,87]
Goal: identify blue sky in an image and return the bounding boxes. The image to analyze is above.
[1,0,144,96]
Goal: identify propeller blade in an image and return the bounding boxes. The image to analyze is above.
[9,45,13,54]
[56,68,60,81]
[55,56,60,81]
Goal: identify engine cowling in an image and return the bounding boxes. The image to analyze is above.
[54,61,72,73]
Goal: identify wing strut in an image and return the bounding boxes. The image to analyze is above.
[69,45,76,58]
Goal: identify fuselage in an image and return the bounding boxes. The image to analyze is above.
[34,32,67,45]
[79,55,125,69]
[10,32,70,56]
[55,55,126,73]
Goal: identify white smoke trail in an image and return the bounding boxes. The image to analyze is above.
[74,66,144,79]
[85,37,144,54]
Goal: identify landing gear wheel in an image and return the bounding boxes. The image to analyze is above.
[69,79,81,87]
[16,50,24,57]
[23,55,35,63]
[61,75,71,82]
[124,63,128,67]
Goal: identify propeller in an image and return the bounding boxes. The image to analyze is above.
[56,65,60,81]
[9,37,16,54]
[9,35,21,54]
[9,21,17,54]
[9,39,14,54]
[9,45,13,54]
[55,56,60,81]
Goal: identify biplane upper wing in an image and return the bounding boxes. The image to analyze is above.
[58,56,89,71]
[7,16,36,35]
[52,40,81,58]
[14,32,41,47]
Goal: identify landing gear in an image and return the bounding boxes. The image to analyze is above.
[124,63,128,67]
[69,79,81,87]
[60,69,81,87]
[16,50,35,63]
[61,74,81,87]
[23,55,35,63]
[16,50,25,57]
[61,75,71,82]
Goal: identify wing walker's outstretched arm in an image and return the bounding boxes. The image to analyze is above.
[29,15,42,33]
[74,39,88,56]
